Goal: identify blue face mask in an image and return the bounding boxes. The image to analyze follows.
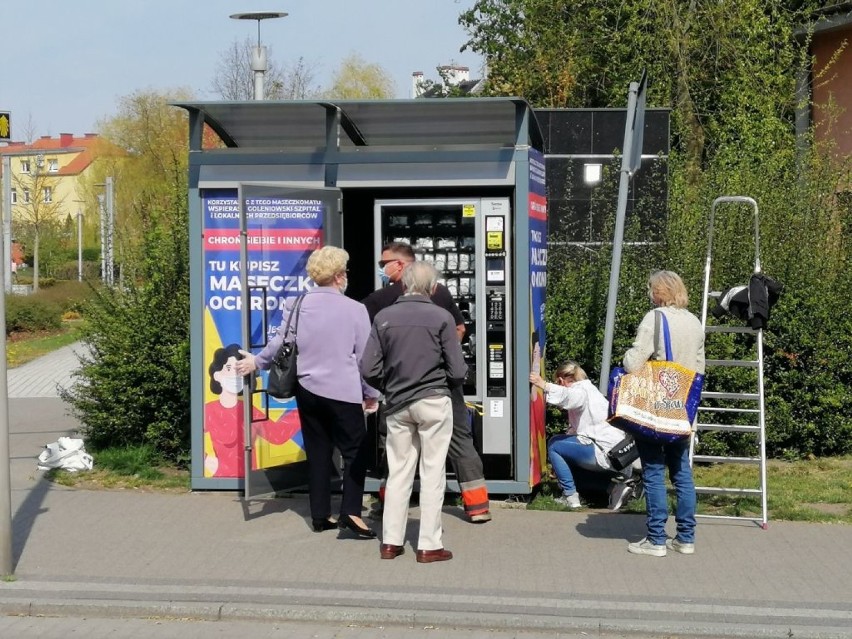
[377,269,391,286]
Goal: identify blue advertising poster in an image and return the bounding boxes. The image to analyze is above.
[201,189,323,478]
[528,150,548,486]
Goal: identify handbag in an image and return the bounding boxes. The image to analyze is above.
[607,311,704,443]
[606,435,639,471]
[266,294,305,400]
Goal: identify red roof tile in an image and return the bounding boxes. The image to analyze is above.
[0,134,115,177]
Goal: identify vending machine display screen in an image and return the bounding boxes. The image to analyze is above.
[485,257,505,284]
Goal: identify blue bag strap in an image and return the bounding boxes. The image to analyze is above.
[654,310,674,362]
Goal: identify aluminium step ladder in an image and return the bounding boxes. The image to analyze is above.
[692,196,769,529]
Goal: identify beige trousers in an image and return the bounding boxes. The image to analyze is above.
[382,395,453,551]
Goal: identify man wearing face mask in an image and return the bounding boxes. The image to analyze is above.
[362,242,492,524]
[237,246,380,537]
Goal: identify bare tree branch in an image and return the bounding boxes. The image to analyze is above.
[211,38,320,100]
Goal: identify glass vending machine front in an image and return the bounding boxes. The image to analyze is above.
[374,198,513,472]
[377,201,479,396]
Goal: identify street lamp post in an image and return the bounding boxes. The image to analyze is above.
[2,155,11,293]
[94,177,115,286]
[229,11,288,100]
[0,175,9,576]
[105,177,114,286]
[72,201,84,282]
[78,208,83,282]
[97,194,105,283]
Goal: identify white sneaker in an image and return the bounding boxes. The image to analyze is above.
[608,481,634,511]
[554,493,582,509]
[666,538,695,554]
[628,538,667,557]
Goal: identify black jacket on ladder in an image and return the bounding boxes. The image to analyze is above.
[711,273,783,329]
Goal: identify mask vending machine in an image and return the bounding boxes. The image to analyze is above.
[373,198,514,479]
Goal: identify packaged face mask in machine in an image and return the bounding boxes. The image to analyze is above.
[447,252,459,271]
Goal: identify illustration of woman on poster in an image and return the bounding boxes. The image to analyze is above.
[205,343,300,478]
[529,329,547,486]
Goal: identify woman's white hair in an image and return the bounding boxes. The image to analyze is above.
[402,261,438,296]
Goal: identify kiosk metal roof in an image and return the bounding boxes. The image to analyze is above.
[174,98,544,151]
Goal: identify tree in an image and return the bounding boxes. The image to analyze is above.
[13,150,64,292]
[60,187,191,460]
[211,38,320,100]
[323,53,395,99]
[460,1,819,178]
[61,89,194,460]
[461,0,852,458]
[85,88,195,280]
[280,56,321,99]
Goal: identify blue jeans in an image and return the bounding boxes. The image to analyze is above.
[636,438,696,545]
[547,434,609,496]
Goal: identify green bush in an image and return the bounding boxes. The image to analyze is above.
[60,193,190,462]
[4,295,62,334]
[30,280,95,314]
[544,144,852,460]
[51,260,102,282]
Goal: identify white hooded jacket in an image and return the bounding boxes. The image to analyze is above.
[543,378,625,470]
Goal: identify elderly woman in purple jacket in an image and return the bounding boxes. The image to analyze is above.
[237,246,380,538]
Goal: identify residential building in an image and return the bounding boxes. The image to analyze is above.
[412,64,484,98]
[1,132,101,214]
[0,133,102,262]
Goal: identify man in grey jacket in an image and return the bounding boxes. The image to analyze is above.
[361,262,467,563]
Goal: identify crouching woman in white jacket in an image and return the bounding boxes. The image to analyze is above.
[530,361,635,510]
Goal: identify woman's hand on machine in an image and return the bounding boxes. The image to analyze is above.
[235,350,258,376]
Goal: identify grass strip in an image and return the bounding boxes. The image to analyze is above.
[46,444,190,493]
[529,457,852,523]
[6,323,83,368]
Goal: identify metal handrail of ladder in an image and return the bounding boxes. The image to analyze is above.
[694,195,769,529]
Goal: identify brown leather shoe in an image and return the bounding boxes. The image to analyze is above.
[415,548,453,563]
[380,544,404,560]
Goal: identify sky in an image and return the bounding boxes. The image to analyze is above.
[2,1,483,139]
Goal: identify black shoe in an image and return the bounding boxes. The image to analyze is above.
[338,514,377,538]
[311,518,337,532]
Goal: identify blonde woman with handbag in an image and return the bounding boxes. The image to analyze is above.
[623,270,705,557]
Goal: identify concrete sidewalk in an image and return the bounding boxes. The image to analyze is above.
[2,346,852,638]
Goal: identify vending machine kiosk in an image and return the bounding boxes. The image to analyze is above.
[177,99,548,496]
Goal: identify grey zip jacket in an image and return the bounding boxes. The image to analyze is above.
[360,294,468,415]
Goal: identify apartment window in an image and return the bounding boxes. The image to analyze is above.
[23,188,30,203]
[20,160,30,173]
[10,188,16,204]
[43,187,53,203]
[48,158,59,172]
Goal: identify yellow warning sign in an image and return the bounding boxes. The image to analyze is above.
[487,232,503,250]
[0,112,10,141]
[462,204,476,218]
